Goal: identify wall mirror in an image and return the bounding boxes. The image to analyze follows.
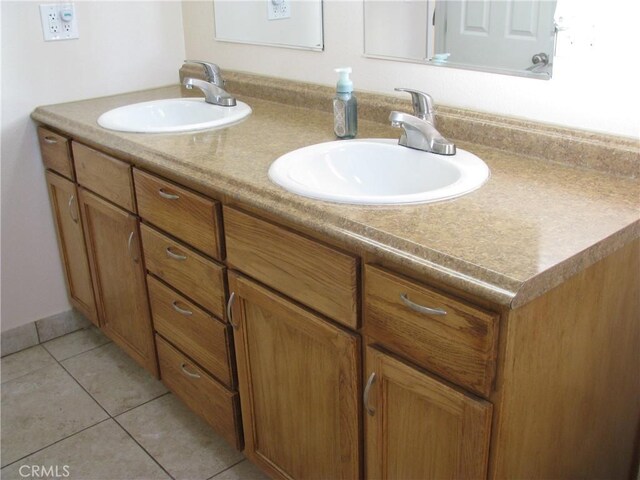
[213,0,324,51]
[364,0,558,79]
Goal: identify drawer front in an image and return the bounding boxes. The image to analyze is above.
[364,265,499,397]
[38,127,74,180]
[224,207,359,329]
[141,224,226,319]
[148,276,234,388]
[73,142,135,212]
[134,169,223,260]
[156,335,242,450]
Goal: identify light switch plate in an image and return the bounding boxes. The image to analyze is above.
[40,3,79,41]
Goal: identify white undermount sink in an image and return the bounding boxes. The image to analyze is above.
[97,98,251,133]
[268,139,490,205]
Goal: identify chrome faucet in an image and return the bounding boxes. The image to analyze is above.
[389,88,456,155]
[182,60,236,107]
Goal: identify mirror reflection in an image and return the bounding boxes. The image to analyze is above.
[364,0,558,79]
[214,0,323,51]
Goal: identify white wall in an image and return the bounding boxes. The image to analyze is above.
[183,0,640,138]
[0,1,186,331]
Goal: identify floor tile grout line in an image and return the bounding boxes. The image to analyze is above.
[113,391,172,418]
[0,418,113,470]
[42,337,113,363]
[207,458,247,480]
[1,343,63,385]
[56,356,113,419]
[112,416,177,480]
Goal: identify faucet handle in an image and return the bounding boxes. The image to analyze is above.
[395,88,434,123]
[184,60,223,86]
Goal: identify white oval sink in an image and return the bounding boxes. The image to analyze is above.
[268,139,489,205]
[97,98,251,133]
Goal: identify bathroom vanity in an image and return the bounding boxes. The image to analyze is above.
[33,73,639,479]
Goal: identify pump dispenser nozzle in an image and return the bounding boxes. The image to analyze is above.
[334,67,353,94]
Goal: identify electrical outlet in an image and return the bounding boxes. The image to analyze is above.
[40,3,79,41]
[268,0,291,20]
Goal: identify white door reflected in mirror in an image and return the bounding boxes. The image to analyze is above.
[364,0,558,79]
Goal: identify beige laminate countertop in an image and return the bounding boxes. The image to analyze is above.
[32,85,640,309]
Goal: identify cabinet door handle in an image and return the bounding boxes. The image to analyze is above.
[165,247,187,261]
[364,372,377,416]
[172,301,193,316]
[158,188,180,200]
[127,231,139,263]
[400,293,447,316]
[43,136,58,144]
[180,363,201,379]
[227,292,239,330]
[68,194,79,223]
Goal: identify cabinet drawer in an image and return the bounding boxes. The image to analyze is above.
[38,127,74,180]
[141,224,226,319]
[156,335,242,450]
[148,276,234,388]
[134,169,223,260]
[73,142,135,212]
[224,207,359,329]
[364,265,499,397]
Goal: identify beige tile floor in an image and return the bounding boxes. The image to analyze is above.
[1,326,269,480]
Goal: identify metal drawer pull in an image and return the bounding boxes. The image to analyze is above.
[43,136,58,144]
[68,195,79,223]
[364,372,377,416]
[172,301,193,316]
[400,293,447,316]
[166,247,187,261]
[158,188,180,200]
[180,363,201,379]
[127,231,139,263]
[227,292,238,330]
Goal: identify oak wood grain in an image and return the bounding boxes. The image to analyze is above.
[365,265,499,397]
[134,169,223,260]
[78,187,157,376]
[38,127,75,180]
[73,142,136,213]
[148,275,234,388]
[489,239,640,479]
[45,171,98,325]
[156,335,242,450]
[140,224,227,319]
[224,207,359,329]
[365,346,493,480]
[229,272,361,479]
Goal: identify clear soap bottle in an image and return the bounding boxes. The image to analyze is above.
[333,67,357,139]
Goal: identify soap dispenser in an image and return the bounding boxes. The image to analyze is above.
[333,67,357,139]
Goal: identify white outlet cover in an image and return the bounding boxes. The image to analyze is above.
[267,0,291,20]
[40,3,79,41]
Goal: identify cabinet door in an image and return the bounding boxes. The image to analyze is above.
[79,187,157,377]
[365,346,492,480]
[45,171,98,325]
[229,272,360,480]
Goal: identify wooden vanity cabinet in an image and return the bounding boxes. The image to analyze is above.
[133,168,243,448]
[363,265,496,479]
[44,171,98,325]
[39,127,97,326]
[78,187,157,376]
[364,346,492,479]
[228,272,361,480]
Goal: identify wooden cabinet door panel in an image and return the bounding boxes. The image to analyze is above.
[45,171,97,325]
[229,272,361,480]
[79,187,157,376]
[365,346,492,480]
